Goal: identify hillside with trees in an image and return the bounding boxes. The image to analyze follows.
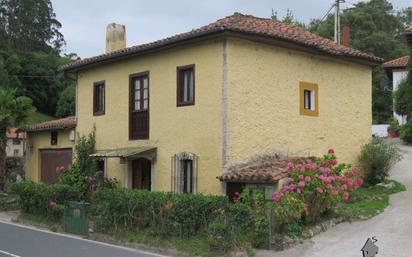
[0,0,76,119]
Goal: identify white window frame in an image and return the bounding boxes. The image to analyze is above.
[171,152,198,193]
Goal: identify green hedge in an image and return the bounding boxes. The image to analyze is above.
[9,181,82,220]
[91,188,252,237]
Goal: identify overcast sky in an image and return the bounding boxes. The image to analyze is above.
[51,0,410,58]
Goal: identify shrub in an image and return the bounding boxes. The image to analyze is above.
[273,149,364,222]
[358,139,402,185]
[59,130,97,198]
[91,188,252,238]
[400,118,412,144]
[9,181,82,220]
[387,118,401,135]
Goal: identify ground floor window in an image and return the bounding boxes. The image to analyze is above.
[172,152,198,193]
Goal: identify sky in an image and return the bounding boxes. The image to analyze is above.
[51,0,411,58]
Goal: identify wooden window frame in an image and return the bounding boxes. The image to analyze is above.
[93,80,105,116]
[176,64,195,107]
[51,131,58,145]
[299,82,319,117]
[129,71,150,140]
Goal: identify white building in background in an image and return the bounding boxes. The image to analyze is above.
[383,55,409,125]
[6,128,26,157]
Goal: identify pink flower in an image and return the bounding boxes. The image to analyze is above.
[298,181,305,188]
[315,187,323,193]
[331,159,338,165]
[297,188,302,194]
[305,164,317,170]
[355,178,364,186]
[326,184,333,189]
[320,167,331,174]
[328,148,335,154]
[272,192,283,202]
[49,200,57,208]
[287,162,295,170]
[298,175,304,180]
[304,176,312,183]
[330,190,339,196]
[343,192,350,201]
[289,184,296,191]
[300,166,306,172]
[340,184,348,191]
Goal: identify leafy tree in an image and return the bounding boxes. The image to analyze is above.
[271,8,306,28]
[0,88,35,191]
[394,48,412,117]
[56,85,75,118]
[0,0,65,52]
[0,48,21,91]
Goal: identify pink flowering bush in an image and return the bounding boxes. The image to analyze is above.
[273,149,364,222]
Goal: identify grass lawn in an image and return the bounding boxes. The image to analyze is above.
[334,179,406,220]
[26,111,55,125]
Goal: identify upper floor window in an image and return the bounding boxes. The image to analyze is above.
[51,131,58,145]
[12,139,20,145]
[177,64,195,106]
[93,81,105,115]
[299,82,319,117]
[171,152,198,193]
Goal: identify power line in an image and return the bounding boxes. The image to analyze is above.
[319,3,336,23]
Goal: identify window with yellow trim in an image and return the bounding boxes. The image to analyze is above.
[299,82,319,116]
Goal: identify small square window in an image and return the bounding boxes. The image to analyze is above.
[177,65,195,106]
[51,131,58,145]
[300,82,319,116]
[93,81,105,115]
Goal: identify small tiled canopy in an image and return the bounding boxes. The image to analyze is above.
[20,116,77,132]
[218,156,318,184]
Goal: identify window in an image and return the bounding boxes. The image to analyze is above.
[51,131,58,145]
[93,81,105,115]
[177,64,195,106]
[300,82,319,116]
[172,152,198,193]
[96,159,106,177]
[129,72,149,140]
[12,139,20,145]
[13,149,20,156]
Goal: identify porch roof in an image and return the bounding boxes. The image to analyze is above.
[90,147,156,158]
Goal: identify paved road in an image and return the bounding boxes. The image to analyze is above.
[258,144,412,257]
[0,221,166,257]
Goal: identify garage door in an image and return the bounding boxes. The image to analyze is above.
[40,149,72,184]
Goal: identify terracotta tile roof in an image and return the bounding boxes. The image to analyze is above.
[406,26,412,33]
[383,56,409,68]
[61,13,382,72]
[217,156,318,183]
[7,128,26,139]
[20,116,77,132]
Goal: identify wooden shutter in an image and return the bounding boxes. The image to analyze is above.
[129,72,149,140]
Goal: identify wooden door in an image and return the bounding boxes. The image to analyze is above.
[130,73,149,140]
[40,149,72,184]
[132,158,151,190]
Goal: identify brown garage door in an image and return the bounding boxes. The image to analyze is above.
[40,149,72,184]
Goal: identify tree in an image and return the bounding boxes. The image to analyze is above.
[394,49,412,117]
[271,8,306,28]
[0,0,65,52]
[56,84,75,118]
[0,88,35,191]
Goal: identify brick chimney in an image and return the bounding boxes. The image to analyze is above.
[342,25,350,47]
[106,23,126,53]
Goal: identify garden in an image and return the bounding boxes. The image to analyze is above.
[0,132,406,257]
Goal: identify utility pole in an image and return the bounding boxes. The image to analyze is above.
[334,0,340,44]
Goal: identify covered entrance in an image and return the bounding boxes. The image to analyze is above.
[90,147,156,190]
[132,158,151,190]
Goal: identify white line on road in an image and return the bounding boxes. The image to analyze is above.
[0,249,21,257]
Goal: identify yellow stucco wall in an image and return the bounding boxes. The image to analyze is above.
[25,129,75,182]
[76,40,224,194]
[225,38,372,166]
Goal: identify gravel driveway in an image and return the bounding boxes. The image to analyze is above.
[258,144,412,257]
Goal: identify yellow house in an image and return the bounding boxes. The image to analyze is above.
[21,117,76,184]
[60,13,382,196]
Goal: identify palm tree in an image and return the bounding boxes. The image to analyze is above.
[0,88,35,191]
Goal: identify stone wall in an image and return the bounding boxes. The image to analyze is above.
[5,157,25,182]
